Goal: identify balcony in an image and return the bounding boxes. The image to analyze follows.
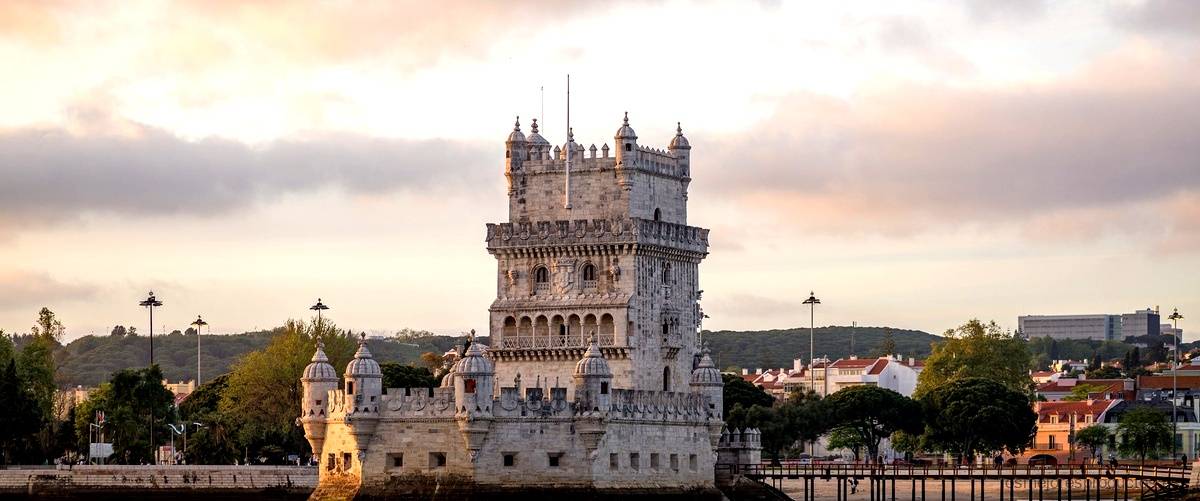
[1029,443,1062,451]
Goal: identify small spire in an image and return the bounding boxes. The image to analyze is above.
[623,111,629,125]
[677,122,683,135]
[531,118,539,133]
[513,116,521,131]
[568,127,574,142]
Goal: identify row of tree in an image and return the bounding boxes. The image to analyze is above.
[0,308,71,465]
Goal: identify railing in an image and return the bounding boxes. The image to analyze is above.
[1030,442,1062,450]
[498,333,617,349]
[534,283,550,295]
[727,462,1191,480]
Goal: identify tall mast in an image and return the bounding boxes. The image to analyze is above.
[564,74,572,209]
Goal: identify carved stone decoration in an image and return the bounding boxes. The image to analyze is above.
[609,258,621,282]
[505,269,517,290]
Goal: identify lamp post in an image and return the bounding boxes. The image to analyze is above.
[139,291,163,366]
[802,291,821,393]
[310,298,330,331]
[191,316,208,386]
[139,291,162,463]
[1169,308,1184,460]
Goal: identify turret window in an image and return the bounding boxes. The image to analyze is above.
[625,143,632,152]
[601,381,609,395]
[464,378,477,394]
[662,262,671,284]
[654,208,662,221]
[347,381,355,395]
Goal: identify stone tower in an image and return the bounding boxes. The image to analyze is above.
[487,113,709,394]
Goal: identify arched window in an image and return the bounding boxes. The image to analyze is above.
[534,266,549,283]
[662,367,671,392]
[582,263,596,282]
[662,262,671,284]
[654,208,662,221]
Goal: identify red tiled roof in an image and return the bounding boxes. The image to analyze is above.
[1139,375,1200,389]
[1031,371,1055,377]
[1037,379,1125,394]
[867,359,889,375]
[1036,400,1117,422]
[830,358,875,368]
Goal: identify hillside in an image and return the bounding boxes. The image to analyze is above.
[56,330,479,387]
[702,326,940,371]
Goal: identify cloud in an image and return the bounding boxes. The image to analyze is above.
[963,0,1046,24]
[1,1,630,71]
[708,293,802,320]
[0,271,97,313]
[1111,0,1200,38]
[698,43,1200,248]
[0,110,492,234]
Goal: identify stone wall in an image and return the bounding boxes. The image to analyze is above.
[0,465,314,498]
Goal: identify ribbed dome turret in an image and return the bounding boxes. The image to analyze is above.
[528,118,549,146]
[344,335,381,379]
[302,341,338,382]
[453,338,494,376]
[507,116,525,143]
[669,122,690,150]
[614,112,637,140]
[690,349,721,385]
[574,338,612,377]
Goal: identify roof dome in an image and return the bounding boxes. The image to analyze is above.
[669,122,690,150]
[302,341,338,382]
[507,116,525,143]
[574,337,612,377]
[344,335,381,379]
[528,118,549,146]
[453,334,494,376]
[614,112,637,140]
[690,349,722,385]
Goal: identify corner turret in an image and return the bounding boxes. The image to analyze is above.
[573,335,613,414]
[668,122,691,176]
[453,331,494,462]
[689,347,723,419]
[343,334,382,457]
[614,112,638,168]
[300,341,338,457]
[505,117,525,194]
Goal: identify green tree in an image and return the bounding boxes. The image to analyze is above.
[219,319,356,463]
[19,328,58,459]
[721,373,774,416]
[827,426,866,461]
[380,363,436,389]
[1086,366,1122,379]
[873,330,896,357]
[824,385,922,460]
[178,374,238,464]
[921,377,1036,462]
[1063,383,1107,402]
[74,365,174,464]
[915,319,1032,398]
[1074,425,1112,464]
[0,359,42,465]
[1116,406,1172,464]
[890,430,926,459]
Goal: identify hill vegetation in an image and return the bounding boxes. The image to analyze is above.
[703,326,940,371]
[56,329,481,387]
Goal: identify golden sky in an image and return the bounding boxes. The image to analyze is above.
[1,0,1197,342]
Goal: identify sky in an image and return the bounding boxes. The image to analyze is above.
[0,0,1197,342]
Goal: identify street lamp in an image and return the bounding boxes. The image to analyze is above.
[310,298,330,330]
[802,291,821,393]
[1169,308,1184,460]
[138,291,163,463]
[191,316,208,386]
[139,291,163,366]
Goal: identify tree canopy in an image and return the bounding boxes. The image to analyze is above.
[74,365,175,464]
[1073,425,1112,463]
[915,319,1033,398]
[218,319,357,464]
[1116,406,1172,464]
[920,377,1037,461]
[721,373,774,416]
[823,385,922,460]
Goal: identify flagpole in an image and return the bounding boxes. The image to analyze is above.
[564,74,572,209]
